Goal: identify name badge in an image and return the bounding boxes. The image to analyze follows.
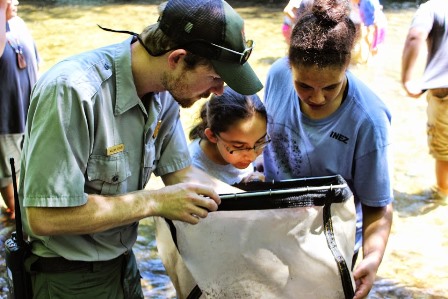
[153,120,162,138]
[106,143,125,156]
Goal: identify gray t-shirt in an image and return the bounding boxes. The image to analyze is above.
[411,0,448,89]
[0,16,39,134]
[189,138,253,185]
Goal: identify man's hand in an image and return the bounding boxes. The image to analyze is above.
[151,183,221,224]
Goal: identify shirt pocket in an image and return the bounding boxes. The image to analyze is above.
[87,152,131,195]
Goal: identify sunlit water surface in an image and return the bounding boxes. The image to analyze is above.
[0,1,447,298]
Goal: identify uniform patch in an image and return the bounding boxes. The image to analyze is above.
[106,143,125,156]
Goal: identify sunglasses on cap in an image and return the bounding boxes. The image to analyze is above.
[189,39,254,65]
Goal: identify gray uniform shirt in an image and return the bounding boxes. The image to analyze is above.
[19,37,191,261]
[411,0,448,89]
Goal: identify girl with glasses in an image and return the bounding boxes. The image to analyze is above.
[188,86,268,185]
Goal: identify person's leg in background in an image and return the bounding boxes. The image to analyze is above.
[426,89,448,202]
[435,160,448,199]
[0,133,23,220]
[0,183,15,220]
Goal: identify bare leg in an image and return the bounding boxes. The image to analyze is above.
[435,159,448,196]
[0,182,15,220]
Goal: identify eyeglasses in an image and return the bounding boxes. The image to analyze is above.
[217,134,271,155]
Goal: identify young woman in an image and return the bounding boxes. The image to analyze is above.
[189,86,268,185]
[263,0,393,298]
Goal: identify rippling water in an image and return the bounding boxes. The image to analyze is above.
[0,1,447,298]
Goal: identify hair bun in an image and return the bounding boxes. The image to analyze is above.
[312,0,350,26]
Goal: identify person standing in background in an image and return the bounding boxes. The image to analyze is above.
[263,0,393,297]
[360,0,387,58]
[282,0,301,45]
[351,0,387,64]
[349,0,366,64]
[281,0,313,44]
[0,0,39,221]
[402,0,448,202]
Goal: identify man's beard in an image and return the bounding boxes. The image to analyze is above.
[161,72,210,108]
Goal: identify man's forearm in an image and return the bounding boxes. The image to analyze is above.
[26,190,155,236]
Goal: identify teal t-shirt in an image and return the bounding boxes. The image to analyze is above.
[263,57,393,251]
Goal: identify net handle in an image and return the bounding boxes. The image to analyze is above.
[220,183,347,200]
